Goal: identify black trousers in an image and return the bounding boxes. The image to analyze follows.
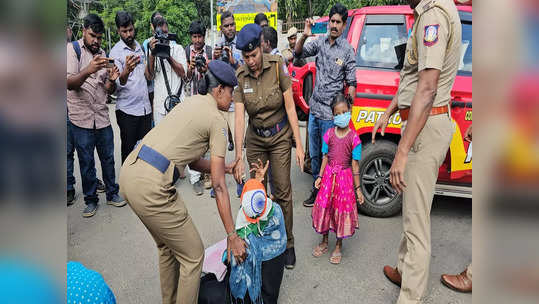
[198,252,285,304]
[115,110,152,163]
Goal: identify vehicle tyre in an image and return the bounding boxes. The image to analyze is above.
[357,140,402,217]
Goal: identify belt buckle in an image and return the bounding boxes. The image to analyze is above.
[263,129,272,137]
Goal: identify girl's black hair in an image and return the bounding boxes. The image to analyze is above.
[330,93,351,113]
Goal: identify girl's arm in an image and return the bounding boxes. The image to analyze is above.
[315,155,328,189]
[352,159,360,188]
[352,159,364,204]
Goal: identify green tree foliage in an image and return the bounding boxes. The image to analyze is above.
[69,0,408,50]
[71,0,201,51]
[280,0,408,22]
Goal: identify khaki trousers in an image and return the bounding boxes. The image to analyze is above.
[245,123,294,248]
[396,114,454,304]
[120,158,204,304]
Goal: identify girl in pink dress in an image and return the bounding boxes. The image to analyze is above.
[311,94,365,264]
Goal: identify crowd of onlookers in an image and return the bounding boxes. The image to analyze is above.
[66,9,303,218]
[67,2,472,303]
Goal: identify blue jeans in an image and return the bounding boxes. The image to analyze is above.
[67,118,75,192]
[69,121,119,204]
[308,113,334,186]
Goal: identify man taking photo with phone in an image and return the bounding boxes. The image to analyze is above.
[294,2,357,207]
[67,13,126,217]
[110,11,153,163]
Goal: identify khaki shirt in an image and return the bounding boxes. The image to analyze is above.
[129,94,228,171]
[234,54,292,129]
[281,47,293,61]
[66,39,110,129]
[397,0,461,108]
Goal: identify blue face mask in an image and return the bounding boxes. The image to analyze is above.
[334,111,351,128]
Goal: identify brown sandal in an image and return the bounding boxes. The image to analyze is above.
[329,251,342,264]
[312,243,328,257]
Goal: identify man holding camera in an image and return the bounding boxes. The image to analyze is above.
[214,11,243,71]
[145,16,187,125]
[142,11,163,110]
[184,21,213,195]
[213,11,245,198]
[185,21,211,97]
[110,11,153,163]
[67,14,126,217]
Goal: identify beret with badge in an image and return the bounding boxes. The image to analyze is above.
[236,23,263,52]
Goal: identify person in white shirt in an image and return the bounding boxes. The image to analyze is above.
[145,16,187,125]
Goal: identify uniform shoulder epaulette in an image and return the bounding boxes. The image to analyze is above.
[236,65,247,77]
[266,54,281,62]
[420,0,439,14]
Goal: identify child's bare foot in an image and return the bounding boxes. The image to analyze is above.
[312,242,328,257]
[330,243,342,264]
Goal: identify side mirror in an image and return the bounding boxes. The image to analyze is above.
[394,43,407,70]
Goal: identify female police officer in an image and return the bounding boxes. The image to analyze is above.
[119,60,247,304]
[232,24,305,269]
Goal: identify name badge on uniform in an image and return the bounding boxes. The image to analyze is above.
[335,58,344,66]
[243,80,254,93]
[424,24,439,46]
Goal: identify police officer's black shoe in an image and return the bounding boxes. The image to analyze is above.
[284,247,296,269]
[97,179,105,193]
[303,189,318,207]
[82,202,98,218]
[67,190,75,206]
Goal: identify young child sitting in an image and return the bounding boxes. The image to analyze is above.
[228,159,288,304]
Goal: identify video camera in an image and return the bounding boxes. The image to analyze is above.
[152,27,179,58]
[217,41,231,64]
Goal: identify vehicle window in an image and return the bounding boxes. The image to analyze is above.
[343,15,353,38]
[459,21,472,75]
[356,20,408,69]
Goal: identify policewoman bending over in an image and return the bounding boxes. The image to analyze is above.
[120,60,247,304]
[233,24,305,269]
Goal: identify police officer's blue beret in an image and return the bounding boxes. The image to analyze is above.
[236,23,262,52]
[208,60,238,87]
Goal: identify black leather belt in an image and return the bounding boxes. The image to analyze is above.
[137,145,180,184]
[253,117,287,138]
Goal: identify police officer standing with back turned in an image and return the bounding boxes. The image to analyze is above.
[372,0,461,303]
[119,60,247,304]
[233,24,305,270]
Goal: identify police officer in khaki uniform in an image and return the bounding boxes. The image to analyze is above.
[119,61,247,304]
[372,0,461,303]
[280,26,297,64]
[232,24,305,269]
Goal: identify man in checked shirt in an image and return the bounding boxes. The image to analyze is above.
[294,2,357,207]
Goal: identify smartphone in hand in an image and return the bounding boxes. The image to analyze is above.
[106,58,115,68]
[311,21,328,34]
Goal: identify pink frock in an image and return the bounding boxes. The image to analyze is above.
[312,128,361,239]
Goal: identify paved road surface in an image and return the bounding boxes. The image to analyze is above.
[68,106,471,304]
